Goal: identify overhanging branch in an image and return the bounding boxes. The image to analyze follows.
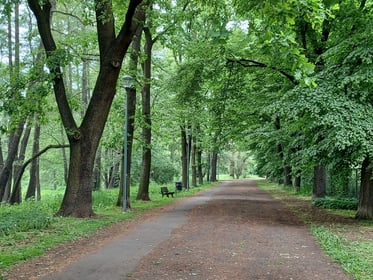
[227,58,297,85]
[13,144,70,194]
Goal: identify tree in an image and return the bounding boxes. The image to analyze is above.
[28,0,143,217]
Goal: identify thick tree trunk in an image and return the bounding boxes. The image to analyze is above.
[26,122,41,200]
[312,165,326,199]
[284,165,292,186]
[57,139,96,217]
[210,152,218,182]
[137,26,152,201]
[28,0,143,217]
[294,175,301,193]
[356,156,373,220]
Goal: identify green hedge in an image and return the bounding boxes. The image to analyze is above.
[312,197,358,210]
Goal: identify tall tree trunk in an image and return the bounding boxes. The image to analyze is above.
[10,120,32,204]
[191,135,197,187]
[28,0,143,217]
[284,165,292,186]
[93,146,101,191]
[60,124,68,185]
[275,116,292,185]
[107,160,120,189]
[312,165,326,199]
[206,153,211,183]
[181,128,188,189]
[197,146,203,185]
[210,152,218,182]
[137,26,152,201]
[195,126,203,185]
[57,139,96,217]
[0,122,24,202]
[356,156,373,220]
[26,120,41,200]
[294,175,301,193]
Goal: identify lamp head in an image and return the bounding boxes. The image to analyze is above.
[122,75,134,89]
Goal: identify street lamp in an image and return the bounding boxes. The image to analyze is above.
[122,74,134,212]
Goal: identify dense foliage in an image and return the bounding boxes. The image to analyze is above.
[0,0,371,217]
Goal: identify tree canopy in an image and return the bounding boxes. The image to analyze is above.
[0,0,372,218]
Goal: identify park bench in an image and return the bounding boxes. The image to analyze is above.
[160,187,175,198]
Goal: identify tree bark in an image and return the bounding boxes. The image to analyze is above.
[137,25,152,201]
[197,145,203,185]
[0,122,24,202]
[181,128,188,189]
[356,156,373,220]
[206,153,211,183]
[312,165,326,199]
[284,165,292,186]
[26,121,41,200]
[191,135,197,187]
[10,120,32,204]
[210,152,218,182]
[294,176,301,193]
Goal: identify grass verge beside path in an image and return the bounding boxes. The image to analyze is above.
[0,183,217,278]
[257,180,373,280]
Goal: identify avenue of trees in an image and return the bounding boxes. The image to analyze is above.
[0,0,372,219]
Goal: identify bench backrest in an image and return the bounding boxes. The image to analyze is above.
[161,187,169,193]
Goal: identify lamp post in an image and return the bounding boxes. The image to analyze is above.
[122,74,134,212]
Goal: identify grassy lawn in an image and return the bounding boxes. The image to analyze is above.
[0,183,216,278]
[257,180,373,280]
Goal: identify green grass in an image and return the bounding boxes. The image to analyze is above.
[257,180,373,280]
[0,182,217,277]
[312,226,373,280]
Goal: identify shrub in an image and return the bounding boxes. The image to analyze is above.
[312,197,358,210]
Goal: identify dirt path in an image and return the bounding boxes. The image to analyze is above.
[129,180,351,280]
[6,180,351,280]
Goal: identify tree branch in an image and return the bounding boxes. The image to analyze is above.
[13,144,70,196]
[227,58,297,85]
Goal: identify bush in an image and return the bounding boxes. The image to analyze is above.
[151,160,178,184]
[312,197,358,210]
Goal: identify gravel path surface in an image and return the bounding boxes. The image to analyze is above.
[6,179,352,280]
[129,179,351,280]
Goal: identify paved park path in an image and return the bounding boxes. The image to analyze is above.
[41,180,351,280]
